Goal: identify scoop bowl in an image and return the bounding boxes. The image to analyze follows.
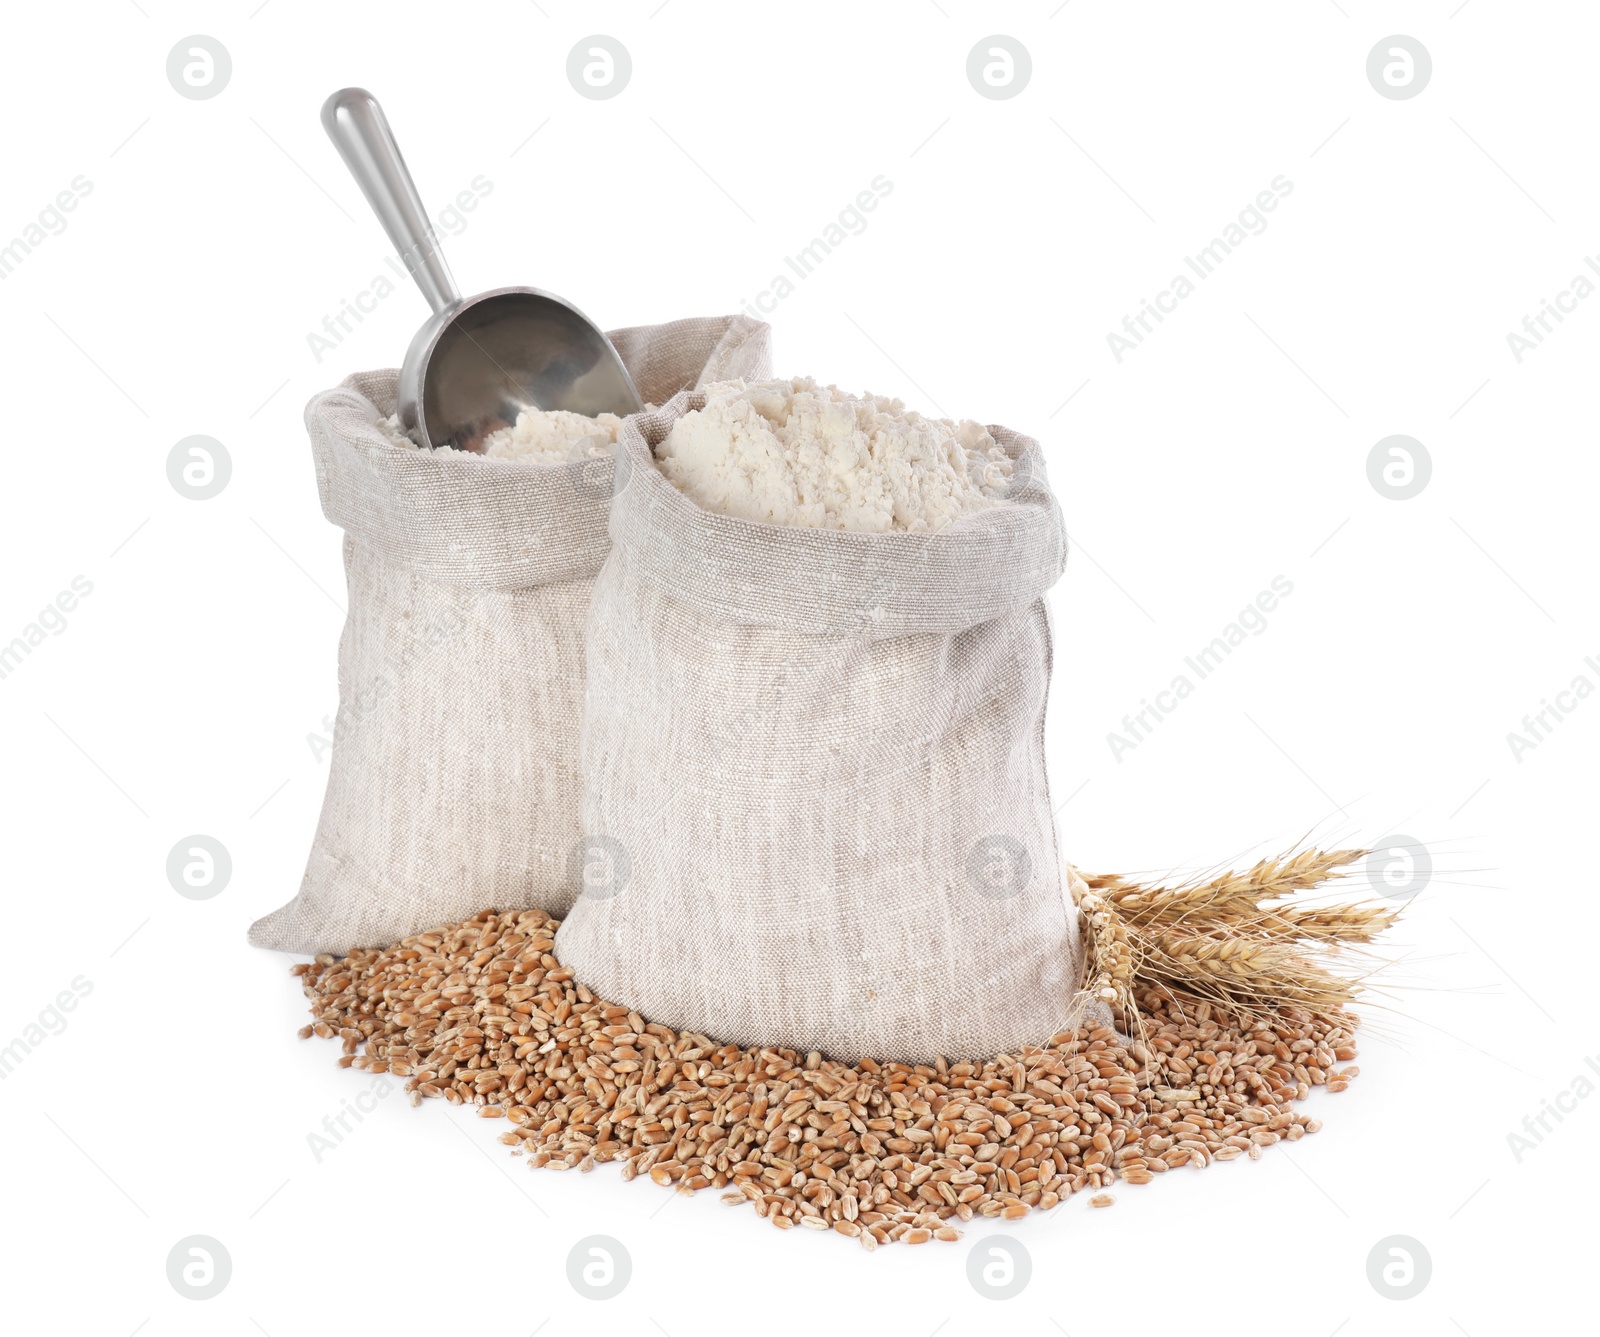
[401,285,643,452]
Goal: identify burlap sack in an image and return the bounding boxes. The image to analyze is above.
[555,391,1096,1063]
[249,315,772,956]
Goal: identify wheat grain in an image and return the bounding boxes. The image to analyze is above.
[295,903,1365,1249]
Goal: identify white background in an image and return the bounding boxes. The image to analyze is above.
[0,2,1590,1332]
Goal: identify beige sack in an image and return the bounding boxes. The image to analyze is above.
[249,315,772,956]
[555,391,1095,1063]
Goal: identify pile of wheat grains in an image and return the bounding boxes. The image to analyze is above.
[294,906,1360,1249]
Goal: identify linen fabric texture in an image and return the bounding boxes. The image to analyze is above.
[249,315,772,956]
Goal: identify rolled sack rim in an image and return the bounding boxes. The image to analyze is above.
[295,315,774,592]
[605,388,1069,637]
[301,373,615,591]
[304,370,625,493]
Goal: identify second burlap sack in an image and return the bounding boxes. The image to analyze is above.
[556,391,1096,1063]
[249,315,770,957]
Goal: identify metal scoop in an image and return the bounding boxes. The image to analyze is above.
[321,87,642,451]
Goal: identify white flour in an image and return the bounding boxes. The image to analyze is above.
[379,409,622,463]
[653,377,1013,532]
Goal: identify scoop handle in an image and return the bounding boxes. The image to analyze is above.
[321,88,460,316]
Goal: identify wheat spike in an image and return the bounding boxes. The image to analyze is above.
[1073,845,1395,1026]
